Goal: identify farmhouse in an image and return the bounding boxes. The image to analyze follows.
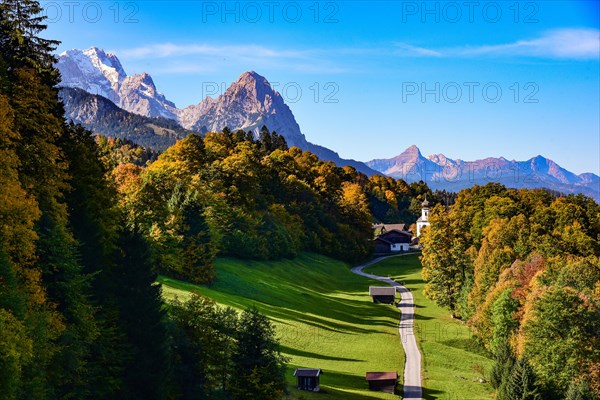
[365,371,398,394]
[369,286,397,304]
[373,223,407,236]
[293,368,323,392]
[373,228,412,253]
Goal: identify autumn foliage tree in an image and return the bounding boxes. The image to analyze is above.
[420,183,600,398]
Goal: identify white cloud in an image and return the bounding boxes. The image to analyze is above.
[115,28,598,77]
[394,28,600,60]
[116,43,348,75]
[118,43,315,61]
[392,43,443,57]
[460,28,600,59]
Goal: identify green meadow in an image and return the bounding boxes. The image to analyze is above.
[160,253,494,399]
[159,253,404,400]
[365,255,494,400]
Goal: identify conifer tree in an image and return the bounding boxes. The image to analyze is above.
[230,307,287,400]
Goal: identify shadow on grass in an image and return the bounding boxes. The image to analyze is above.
[285,364,396,399]
[281,345,365,363]
[421,386,447,399]
[440,338,491,358]
[413,313,433,321]
[162,258,404,335]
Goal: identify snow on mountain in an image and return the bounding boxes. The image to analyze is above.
[57,47,177,120]
[367,147,600,201]
[56,47,597,196]
[56,48,378,176]
[57,48,123,101]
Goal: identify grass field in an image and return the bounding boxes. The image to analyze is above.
[159,253,405,400]
[364,255,494,400]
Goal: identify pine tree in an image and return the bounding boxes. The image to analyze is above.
[565,378,595,400]
[490,341,515,389]
[34,215,98,399]
[0,0,60,83]
[230,307,287,400]
[179,198,216,284]
[498,357,541,400]
[112,227,169,400]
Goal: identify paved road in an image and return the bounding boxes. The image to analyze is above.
[351,254,422,399]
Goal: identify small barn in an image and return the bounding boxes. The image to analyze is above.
[369,286,397,304]
[293,368,323,392]
[365,371,398,394]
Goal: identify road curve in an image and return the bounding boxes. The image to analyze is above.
[351,254,422,399]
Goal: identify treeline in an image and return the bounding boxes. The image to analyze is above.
[59,86,190,151]
[96,135,159,169]
[420,183,599,399]
[110,125,436,283]
[0,1,286,399]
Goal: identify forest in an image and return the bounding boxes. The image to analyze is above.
[4,2,598,400]
[420,183,600,399]
[0,1,425,398]
[59,86,191,151]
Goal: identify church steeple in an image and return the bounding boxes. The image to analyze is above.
[421,195,430,222]
[417,195,431,237]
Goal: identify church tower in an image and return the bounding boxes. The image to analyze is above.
[416,196,431,237]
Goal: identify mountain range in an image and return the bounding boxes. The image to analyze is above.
[367,145,599,200]
[55,47,599,201]
[56,47,377,175]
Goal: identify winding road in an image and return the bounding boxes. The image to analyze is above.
[351,255,422,399]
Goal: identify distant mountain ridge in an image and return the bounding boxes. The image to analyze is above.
[56,47,599,199]
[56,47,378,176]
[59,87,190,150]
[367,145,600,201]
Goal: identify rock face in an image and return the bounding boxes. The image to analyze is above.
[178,71,308,148]
[57,49,378,175]
[57,47,598,196]
[57,47,177,119]
[59,87,189,151]
[367,146,600,201]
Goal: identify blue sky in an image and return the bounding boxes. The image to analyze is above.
[43,1,599,174]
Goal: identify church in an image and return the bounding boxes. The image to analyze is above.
[416,197,430,237]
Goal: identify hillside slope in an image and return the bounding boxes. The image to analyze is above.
[159,253,404,400]
[59,86,191,151]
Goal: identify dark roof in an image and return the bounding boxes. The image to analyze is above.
[294,368,322,377]
[378,229,412,244]
[380,229,412,238]
[366,372,398,381]
[369,286,397,296]
[374,237,392,245]
[373,223,407,232]
[422,195,429,208]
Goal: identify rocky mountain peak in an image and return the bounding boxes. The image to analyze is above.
[57,47,176,119]
[227,70,277,105]
[402,145,422,157]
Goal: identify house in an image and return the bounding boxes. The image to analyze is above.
[416,197,430,237]
[373,229,412,253]
[365,371,398,393]
[293,368,323,392]
[369,286,397,304]
[373,223,407,236]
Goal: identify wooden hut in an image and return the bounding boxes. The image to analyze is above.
[365,371,398,393]
[293,368,323,392]
[369,286,397,304]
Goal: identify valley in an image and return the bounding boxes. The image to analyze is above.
[159,253,495,399]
